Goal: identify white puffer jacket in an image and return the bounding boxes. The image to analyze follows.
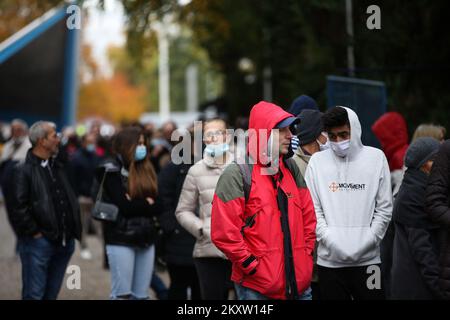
[175,152,232,258]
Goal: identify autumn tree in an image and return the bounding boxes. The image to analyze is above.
[78,72,146,123]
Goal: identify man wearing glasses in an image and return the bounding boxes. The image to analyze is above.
[305,106,392,300]
[10,121,81,300]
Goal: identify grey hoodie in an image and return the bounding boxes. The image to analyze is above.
[305,107,392,268]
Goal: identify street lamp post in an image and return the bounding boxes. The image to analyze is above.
[152,15,175,122]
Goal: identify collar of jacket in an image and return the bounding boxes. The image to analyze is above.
[294,146,311,162]
[203,150,233,168]
[26,149,61,168]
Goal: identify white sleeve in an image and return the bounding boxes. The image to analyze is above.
[371,153,393,241]
[305,159,328,242]
[175,168,203,239]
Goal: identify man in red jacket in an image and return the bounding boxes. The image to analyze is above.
[211,101,317,300]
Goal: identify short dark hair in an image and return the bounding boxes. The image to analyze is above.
[322,107,350,131]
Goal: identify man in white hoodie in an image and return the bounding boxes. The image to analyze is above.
[305,106,392,300]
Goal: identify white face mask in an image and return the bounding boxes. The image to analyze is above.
[330,139,350,157]
[317,133,330,151]
[205,143,229,158]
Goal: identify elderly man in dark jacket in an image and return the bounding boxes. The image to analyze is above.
[11,121,82,300]
[391,137,442,299]
[426,139,450,300]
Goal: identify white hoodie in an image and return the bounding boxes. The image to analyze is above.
[305,107,392,268]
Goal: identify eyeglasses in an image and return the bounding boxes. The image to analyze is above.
[203,130,226,141]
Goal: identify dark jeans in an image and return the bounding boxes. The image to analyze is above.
[18,236,75,300]
[151,272,169,300]
[318,264,385,300]
[194,257,232,300]
[167,264,201,300]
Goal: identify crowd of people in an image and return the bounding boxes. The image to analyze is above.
[1,96,450,301]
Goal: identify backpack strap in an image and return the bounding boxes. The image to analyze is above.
[235,160,255,236]
[237,162,253,202]
[284,157,298,176]
[284,157,307,188]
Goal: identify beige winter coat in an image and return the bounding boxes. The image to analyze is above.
[292,146,311,178]
[175,151,232,259]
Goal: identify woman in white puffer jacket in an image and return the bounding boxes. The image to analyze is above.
[176,118,233,300]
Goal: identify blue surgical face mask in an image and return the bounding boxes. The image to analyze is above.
[135,145,147,161]
[86,144,96,153]
[204,143,229,158]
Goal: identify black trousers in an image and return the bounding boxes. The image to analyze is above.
[318,265,385,300]
[194,257,232,300]
[167,264,201,300]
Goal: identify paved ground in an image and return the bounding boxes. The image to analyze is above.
[0,197,169,300]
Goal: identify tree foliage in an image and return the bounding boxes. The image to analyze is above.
[118,0,450,130]
[78,72,146,123]
[2,0,450,130]
[0,0,64,42]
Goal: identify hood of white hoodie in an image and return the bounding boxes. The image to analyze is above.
[338,106,364,160]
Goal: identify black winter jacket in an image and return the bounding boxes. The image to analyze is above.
[10,150,82,242]
[157,160,196,266]
[97,159,160,248]
[426,140,450,299]
[391,168,443,299]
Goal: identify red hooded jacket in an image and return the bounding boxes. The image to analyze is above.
[211,101,316,299]
[372,112,409,171]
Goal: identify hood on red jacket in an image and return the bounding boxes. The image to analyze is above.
[372,112,409,171]
[247,101,294,165]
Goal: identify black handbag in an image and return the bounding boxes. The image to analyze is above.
[92,170,119,222]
